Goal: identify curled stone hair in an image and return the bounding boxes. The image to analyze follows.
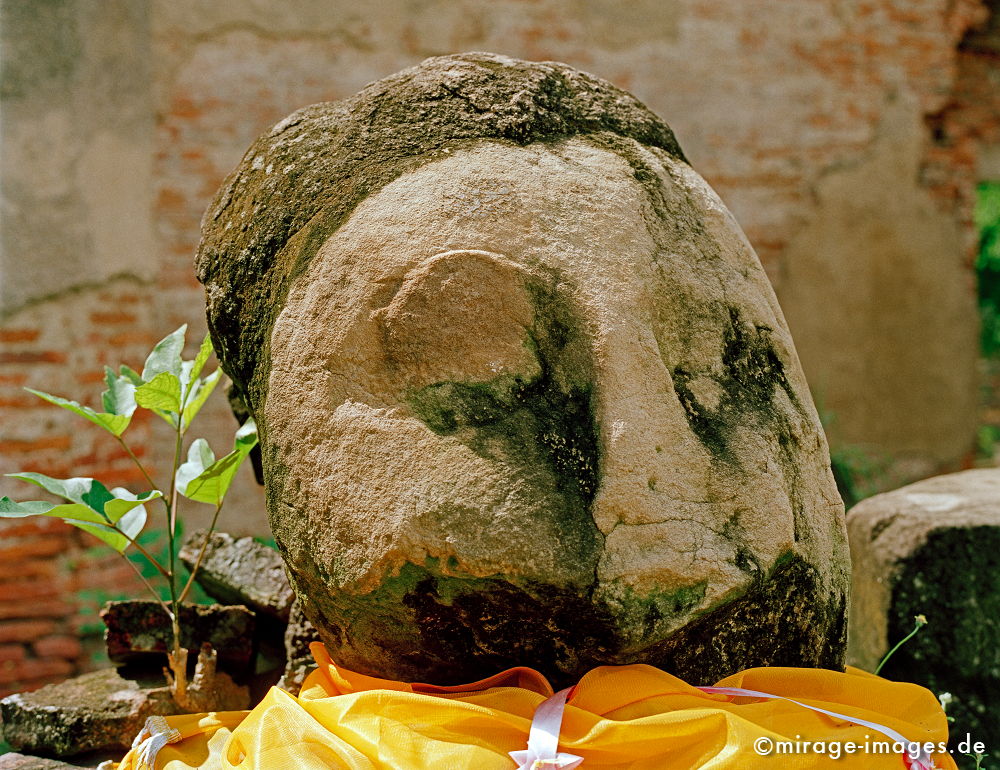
[195,52,686,411]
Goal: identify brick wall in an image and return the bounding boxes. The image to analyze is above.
[0,518,138,695]
[0,282,155,695]
[3,0,1000,694]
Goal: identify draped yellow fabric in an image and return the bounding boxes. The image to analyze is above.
[115,643,957,770]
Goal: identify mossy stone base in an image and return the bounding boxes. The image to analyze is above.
[301,552,843,689]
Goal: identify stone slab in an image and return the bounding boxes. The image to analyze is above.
[100,601,254,676]
[0,668,179,758]
[178,530,293,622]
[0,754,103,769]
[848,468,1000,765]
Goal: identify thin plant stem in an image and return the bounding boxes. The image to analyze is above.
[125,554,173,619]
[167,424,183,542]
[178,502,223,604]
[166,420,183,652]
[874,615,927,676]
[114,435,161,501]
[121,533,171,580]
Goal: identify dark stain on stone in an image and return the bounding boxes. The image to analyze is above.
[869,513,898,541]
[310,552,845,689]
[407,270,600,518]
[399,576,621,688]
[881,526,1000,761]
[673,307,798,461]
[638,554,847,684]
[671,307,810,540]
[733,545,760,575]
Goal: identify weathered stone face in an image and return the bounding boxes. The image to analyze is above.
[198,53,849,687]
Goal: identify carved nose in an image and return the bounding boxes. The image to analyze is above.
[588,321,717,537]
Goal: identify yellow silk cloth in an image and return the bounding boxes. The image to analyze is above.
[115,643,956,769]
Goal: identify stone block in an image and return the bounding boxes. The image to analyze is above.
[0,668,179,758]
[178,530,293,622]
[100,601,254,677]
[848,469,1000,764]
[277,598,320,696]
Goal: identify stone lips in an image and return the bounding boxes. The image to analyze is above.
[197,53,850,687]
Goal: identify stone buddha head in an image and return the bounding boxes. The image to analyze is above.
[197,53,849,687]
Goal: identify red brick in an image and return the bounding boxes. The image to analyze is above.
[156,188,186,210]
[0,518,67,539]
[0,436,72,454]
[0,598,73,621]
[114,466,156,485]
[0,656,73,685]
[0,538,70,561]
[33,635,83,660]
[0,673,68,697]
[0,579,61,602]
[0,619,58,643]
[0,351,66,365]
[89,311,137,325]
[75,370,108,384]
[0,329,40,343]
[0,644,26,662]
[169,96,201,119]
[0,560,59,581]
[0,396,45,408]
[107,331,154,347]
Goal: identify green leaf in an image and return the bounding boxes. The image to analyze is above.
[142,325,187,381]
[135,371,182,422]
[101,367,138,417]
[189,333,214,384]
[25,388,131,437]
[0,497,108,525]
[183,454,242,506]
[234,417,258,451]
[179,419,258,505]
[69,522,132,553]
[181,368,222,430]
[114,507,147,544]
[104,488,158,547]
[0,486,160,553]
[119,365,144,386]
[0,498,54,517]
[0,497,126,552]
[175,439,216,497]
[104,489,161,525]
[6,473,115,518]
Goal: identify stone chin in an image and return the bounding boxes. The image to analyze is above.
[259,137,849,686]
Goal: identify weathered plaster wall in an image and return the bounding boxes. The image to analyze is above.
[0,0,156,310]
[2,0,998,692]
[148,0,991,475]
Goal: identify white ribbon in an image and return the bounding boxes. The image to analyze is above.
[509,687,584,769]
[698,686,938,770]
[508,681,938,770]
[126,714,183,770]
